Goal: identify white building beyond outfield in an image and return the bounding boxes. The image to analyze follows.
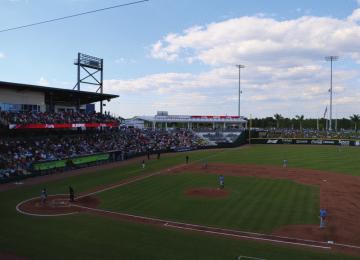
[125,111,247,130]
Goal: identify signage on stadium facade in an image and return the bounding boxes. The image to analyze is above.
[8,122,119,130]
[191,116,240,119]
[282,139,293,144]
[339,140,350,146]
[266,139,279,144]
[295,140,309,144]
[311,140,323,144]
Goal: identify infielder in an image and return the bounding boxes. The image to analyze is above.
[283,159,288,168]
[319,208,328,228]
[219,175,224,189]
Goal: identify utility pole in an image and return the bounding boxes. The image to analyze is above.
[236,64,245,117]
[325,56,338,131]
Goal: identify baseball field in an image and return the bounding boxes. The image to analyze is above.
[1,145,360,259]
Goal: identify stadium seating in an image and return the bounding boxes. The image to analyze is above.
[0,128,206,181]
[0,111,119,125]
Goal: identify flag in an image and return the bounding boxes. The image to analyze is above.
[323,106,328,118]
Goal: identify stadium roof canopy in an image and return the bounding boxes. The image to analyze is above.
[0,81,118,105]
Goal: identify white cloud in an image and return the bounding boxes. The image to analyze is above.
[38,77,49,86]
[0,52,4,59]
[348,8,360,22]
[151,14,360,66]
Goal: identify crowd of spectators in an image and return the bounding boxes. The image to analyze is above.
[262,129,360,140]
[0,128,207,180]
[0,111,119,125]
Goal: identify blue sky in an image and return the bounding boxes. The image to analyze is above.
[1,0,360,118]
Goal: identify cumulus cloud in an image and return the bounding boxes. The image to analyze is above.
[0,52,4,59]
[151,14,360,66]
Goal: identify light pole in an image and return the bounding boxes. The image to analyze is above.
[325,56,338,131]
[236,64,245,117]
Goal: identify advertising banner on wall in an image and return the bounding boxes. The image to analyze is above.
[252,138,359,146]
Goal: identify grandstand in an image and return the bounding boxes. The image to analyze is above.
[125,111,247,145]
[128,111,247,130]
[0,82,219,182]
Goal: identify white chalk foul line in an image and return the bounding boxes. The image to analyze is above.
[163,224,331,250]
[76,164,186,200]
[72,204,332,250]
[73,204,360,251]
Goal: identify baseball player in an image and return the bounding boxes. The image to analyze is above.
[40,188,47,205]
[219,175,225,189]
[69,186,75,202]
[283,159,288,168]
[319,208,328,228]
[186,155,189,164]
[142,160,146,169]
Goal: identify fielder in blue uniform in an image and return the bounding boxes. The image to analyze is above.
[319,208,328,228]
[219,175,224,189]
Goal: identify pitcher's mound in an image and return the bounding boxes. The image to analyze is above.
[185,188,229,198]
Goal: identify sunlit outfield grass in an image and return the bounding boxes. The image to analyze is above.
[1,145,359,259]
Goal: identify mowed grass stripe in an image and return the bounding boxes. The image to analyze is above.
[97,173,319,233]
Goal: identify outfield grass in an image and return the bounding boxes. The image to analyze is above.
[0,145,359,259]
[213,145,360,176]
[98,173,319,233]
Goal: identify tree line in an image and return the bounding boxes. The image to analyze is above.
[250,114,360,132]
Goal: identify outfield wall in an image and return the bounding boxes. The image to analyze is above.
[251,138,360,146]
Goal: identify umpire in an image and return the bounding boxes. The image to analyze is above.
[69,186,75,202]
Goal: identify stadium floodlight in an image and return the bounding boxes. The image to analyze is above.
[236,64,245,117]
[325,56,339,131]
[74,52,104,113]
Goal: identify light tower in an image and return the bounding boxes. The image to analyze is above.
[74,52,104,113]
[325,56,338,131]
[236,64,245,117]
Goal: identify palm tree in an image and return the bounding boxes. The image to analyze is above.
[350,114,360,132]
[295,115,304,131]
[273,113,283,128]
